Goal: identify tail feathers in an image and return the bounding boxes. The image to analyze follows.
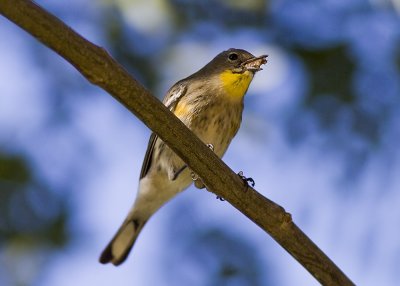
[99,219,145,266]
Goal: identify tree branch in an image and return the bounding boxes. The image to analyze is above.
[0,1,354,285]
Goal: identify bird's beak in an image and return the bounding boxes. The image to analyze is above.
[241,55,268,72]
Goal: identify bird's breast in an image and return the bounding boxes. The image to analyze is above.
[179,99,243,157]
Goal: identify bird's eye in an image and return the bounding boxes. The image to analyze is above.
[228,53,238,61]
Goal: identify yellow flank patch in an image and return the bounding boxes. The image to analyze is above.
[174,101,189,117]
[219,70,253,100]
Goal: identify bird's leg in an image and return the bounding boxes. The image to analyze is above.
[237,171,255,191]
[215,171,254,201]
[191,144,214,189]
[191,172,205,189]
[171,144,213,181]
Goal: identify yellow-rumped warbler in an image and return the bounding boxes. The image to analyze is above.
[99,48,267,265]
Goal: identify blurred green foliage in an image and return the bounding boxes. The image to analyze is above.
[0,153,68,246]
[0,153,69,285]
[298,45,355,104]
[169,0,267,28]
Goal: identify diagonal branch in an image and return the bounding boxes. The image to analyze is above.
[0,0,354,285]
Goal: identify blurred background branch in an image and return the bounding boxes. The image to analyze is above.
[0,0,355,285]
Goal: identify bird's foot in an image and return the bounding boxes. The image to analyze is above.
[191,172,206,189]
[238,171,255,191]
[206,143,214,151]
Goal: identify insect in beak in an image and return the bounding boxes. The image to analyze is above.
[241,55,268,72]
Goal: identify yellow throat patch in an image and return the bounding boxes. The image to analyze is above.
[219,70,254,100]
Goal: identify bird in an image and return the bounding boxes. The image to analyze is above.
[99,48,267,265]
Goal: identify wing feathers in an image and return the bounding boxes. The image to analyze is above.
[139,82,188,179]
